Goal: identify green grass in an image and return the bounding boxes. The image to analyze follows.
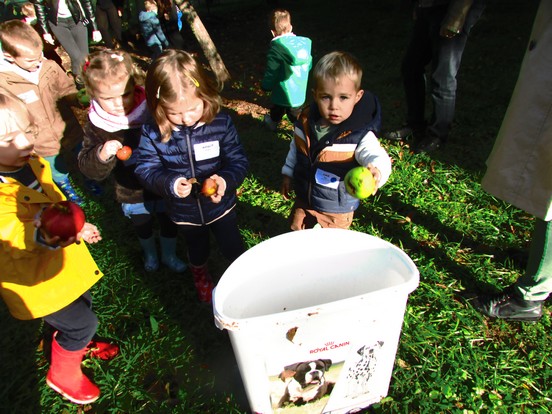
[2,0,551,413]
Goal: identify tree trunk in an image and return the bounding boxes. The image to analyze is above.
[174,0,230,85]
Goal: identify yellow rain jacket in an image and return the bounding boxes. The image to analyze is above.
[0,156,103,320]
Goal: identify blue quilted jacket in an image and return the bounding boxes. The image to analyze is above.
[135,112,249,225]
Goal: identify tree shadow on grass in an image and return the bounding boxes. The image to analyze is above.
[355,191,528,296]
[132,259,251,412]
[227,107,294,195]
[0,307,43,413]
[133,204,291,412]
[113,205,289,412]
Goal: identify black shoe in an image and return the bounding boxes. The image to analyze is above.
[383,126,414,141]
[384,125,426,142]
[84,179,103,196]
[472,290,543,321]
[74,75,85,90]
[414,137,442,154]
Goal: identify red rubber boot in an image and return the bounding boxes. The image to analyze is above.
[46,334,100,404]
[190,263,215,303]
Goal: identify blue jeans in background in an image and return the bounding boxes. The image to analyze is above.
[401,1,485,142]
[48,17,89,76]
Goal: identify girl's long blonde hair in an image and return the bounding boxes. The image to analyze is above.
[145,50,222,142]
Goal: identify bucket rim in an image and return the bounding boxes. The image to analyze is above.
[212,229,419,331]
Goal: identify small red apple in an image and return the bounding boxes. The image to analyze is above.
[116,145,132,161]
[201,178,218,197]
[41,201,86,241]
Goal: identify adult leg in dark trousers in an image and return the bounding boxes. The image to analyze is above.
[95,0,123,49]
[386,1,484,153]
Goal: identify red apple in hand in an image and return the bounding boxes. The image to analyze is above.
[201,178,218,197]
[41,201,86,241]
[116,146,132,161]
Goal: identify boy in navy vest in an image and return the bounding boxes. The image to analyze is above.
[281,51,392,230]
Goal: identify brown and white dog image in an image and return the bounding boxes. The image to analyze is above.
[277,359,334,407]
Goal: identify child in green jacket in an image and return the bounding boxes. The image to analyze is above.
[261,9,312,131]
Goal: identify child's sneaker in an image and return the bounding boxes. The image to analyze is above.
[74,75,85,90]
[57,178,84,206]
[263,114,278,131]
[84,179,103,196]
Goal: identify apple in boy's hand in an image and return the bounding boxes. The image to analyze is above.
[344,166,376,199]
[201,178,218,197]
[116,146,132,161]
[41,201,86,241]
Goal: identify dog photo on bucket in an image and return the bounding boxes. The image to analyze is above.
[270,358,343,413]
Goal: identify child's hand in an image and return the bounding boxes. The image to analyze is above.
[207,174,226,204]
[366,163,381,195]
[39,230,78,248]
[35,219,101,246]
[78,223,102,244]
[43,33,55,45]
[175,177,194,198]
[281,175,292,200]
[92,30,102,43]
[100,140,123,161]
[34,212,75,247]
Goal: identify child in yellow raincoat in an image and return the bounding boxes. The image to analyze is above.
[0,90,117,405]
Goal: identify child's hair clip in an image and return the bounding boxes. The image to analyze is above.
[111,53,124,62]
[156,86,161,99]
[187,74,200,88]
[82,60,90,72]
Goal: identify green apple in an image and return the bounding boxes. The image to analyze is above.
[344,166,376,199]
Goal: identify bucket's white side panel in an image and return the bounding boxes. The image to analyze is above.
[228,294,410,414]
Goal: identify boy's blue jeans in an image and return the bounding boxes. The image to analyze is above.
[401,1,485,141]
[48,17,89,76]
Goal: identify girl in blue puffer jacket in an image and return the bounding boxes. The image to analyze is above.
[135,50,249,303]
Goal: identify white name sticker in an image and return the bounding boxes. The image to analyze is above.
[193,141,220,161]
[17,90,39,104]
[315,168,340,189]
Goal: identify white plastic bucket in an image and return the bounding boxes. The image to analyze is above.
[213,228,419,414]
